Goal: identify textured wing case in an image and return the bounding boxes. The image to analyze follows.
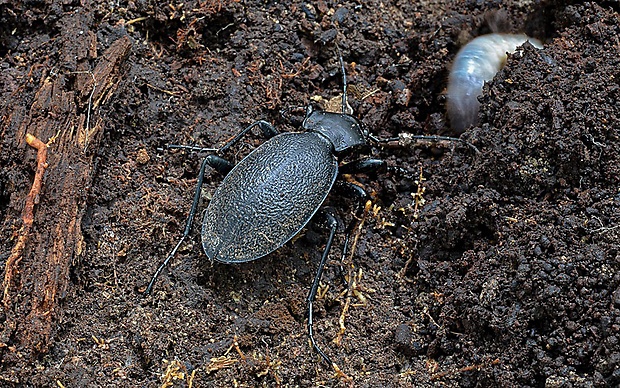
[202,132,338,263]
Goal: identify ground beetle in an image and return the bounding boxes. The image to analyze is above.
[145,48,456,366]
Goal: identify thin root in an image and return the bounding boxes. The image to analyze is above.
[3,133,49,308]
[232,335,246,361]
[333,200,372,346]
[332,362,353,385]
[160,359,186,388]
[412,167,426,219]
[203,356,237,374]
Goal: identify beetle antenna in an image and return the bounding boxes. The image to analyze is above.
[166,144,219,153]
[336,44,348,115]
[369,133,480,154]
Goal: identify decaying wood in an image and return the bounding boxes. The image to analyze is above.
[0,10,131,361]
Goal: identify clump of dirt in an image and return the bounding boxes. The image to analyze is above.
[1,0,619,386]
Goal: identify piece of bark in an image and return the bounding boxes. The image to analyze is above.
[0,10,131,362]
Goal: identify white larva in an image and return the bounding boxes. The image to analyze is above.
[446,33,543,133]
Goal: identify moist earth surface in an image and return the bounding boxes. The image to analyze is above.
[1,0,619,386]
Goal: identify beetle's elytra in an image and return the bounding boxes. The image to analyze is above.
[202,131,338,263]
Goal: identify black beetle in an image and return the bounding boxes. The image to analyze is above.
[145,49,458,366]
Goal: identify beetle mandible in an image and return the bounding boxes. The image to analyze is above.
[145,48,413,366]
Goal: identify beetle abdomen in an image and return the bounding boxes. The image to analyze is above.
[446,33,542,133]
[202,132,338,263]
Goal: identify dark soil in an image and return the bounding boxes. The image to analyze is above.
[1,0,619,386]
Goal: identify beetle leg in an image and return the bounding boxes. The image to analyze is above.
[206,155,234,176]
[339,158,387,174]
[331,182,370,287]
[333,181,369,257]
[334,162,407,283]
[307,209,338,366]
[166,120,277,156]
[218,120,278,153]
[144,155,233,295]
[340,158,410,178]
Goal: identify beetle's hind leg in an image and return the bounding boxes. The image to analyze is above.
[144,155,234,295]
[145,120,279,295]
[168,120,279,155]
[218,120,278,153]
[307,209,339,367]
